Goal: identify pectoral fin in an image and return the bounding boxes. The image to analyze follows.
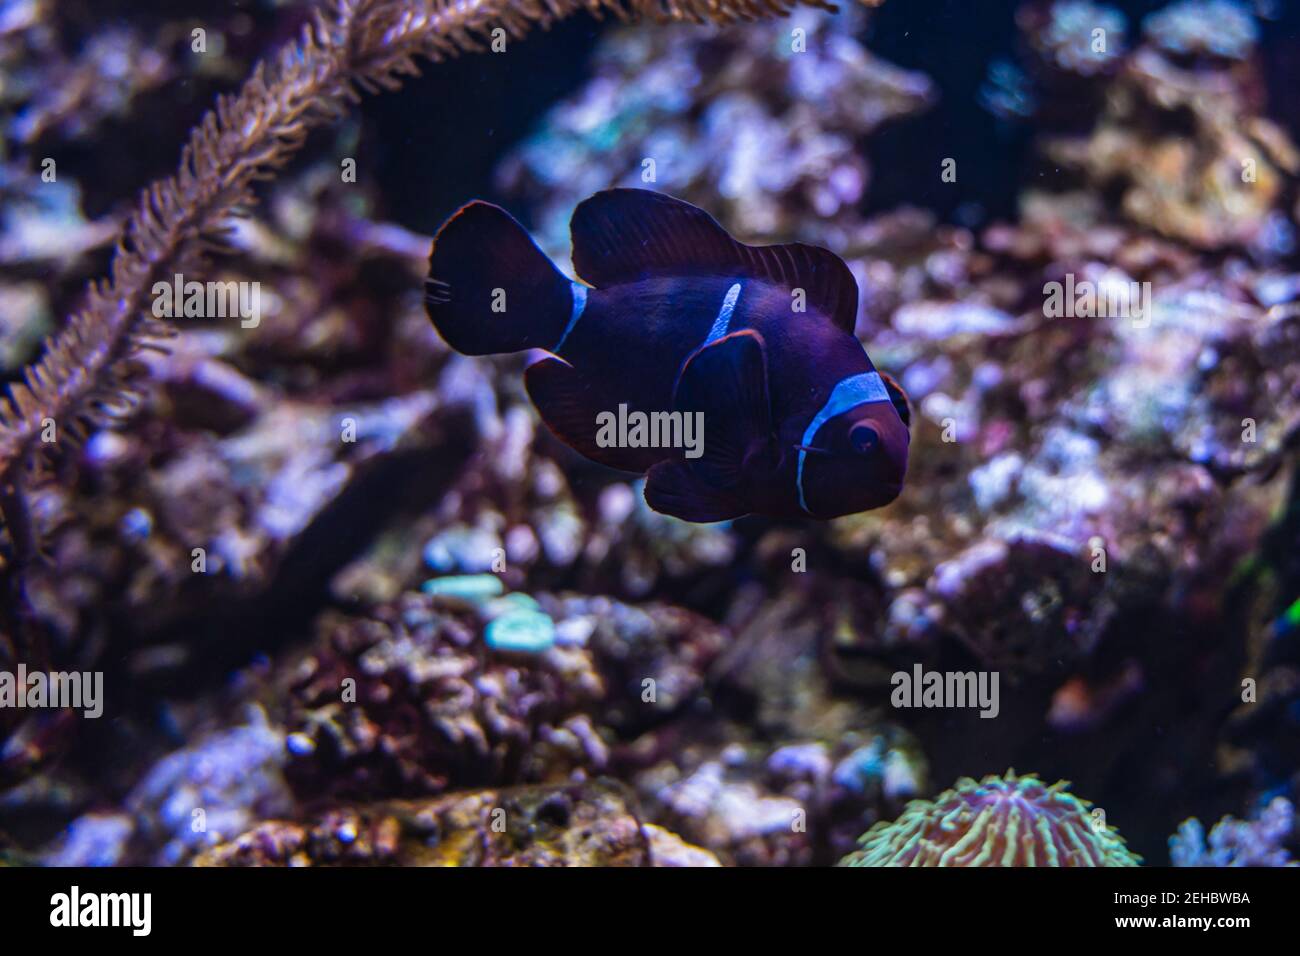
[672,329,773,489]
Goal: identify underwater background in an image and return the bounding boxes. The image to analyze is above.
[1,0,1299,867]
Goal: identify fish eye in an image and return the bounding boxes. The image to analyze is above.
[850,423,879,454]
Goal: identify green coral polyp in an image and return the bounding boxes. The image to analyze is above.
[840,771,1141,867]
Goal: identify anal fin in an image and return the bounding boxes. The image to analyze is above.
[525,357,647,472]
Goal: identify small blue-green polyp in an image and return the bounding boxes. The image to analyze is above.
[422,574,505,606]
[485,608,557,653]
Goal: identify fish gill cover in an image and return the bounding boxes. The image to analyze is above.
[0,0,1296,888]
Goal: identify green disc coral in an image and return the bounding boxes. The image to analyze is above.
[839,770,1141,867]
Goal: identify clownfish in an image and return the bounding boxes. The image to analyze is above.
[425,188,909,522]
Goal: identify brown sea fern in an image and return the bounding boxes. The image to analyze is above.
[0,0,845,545]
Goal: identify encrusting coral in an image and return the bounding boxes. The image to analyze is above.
[839,770,1141,866]
[190,779,720,866]
[1169,797,1295,867]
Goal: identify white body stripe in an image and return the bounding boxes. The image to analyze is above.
[796,372,892,514]
[703,282,743,346]
[553,282,588,353]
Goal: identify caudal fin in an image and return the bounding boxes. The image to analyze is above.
[426,201,574,355]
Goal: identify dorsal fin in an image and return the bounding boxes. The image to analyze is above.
[569,189,859,334]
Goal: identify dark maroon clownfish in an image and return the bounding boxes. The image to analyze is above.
[425,188,910,522]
